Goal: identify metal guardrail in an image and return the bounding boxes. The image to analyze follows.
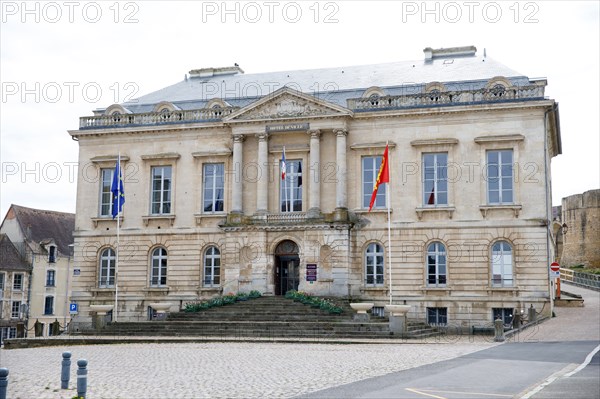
[560,268,600,291]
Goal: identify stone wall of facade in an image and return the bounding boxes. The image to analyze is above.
[561,190,600,268]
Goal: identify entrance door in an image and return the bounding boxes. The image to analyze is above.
[275,255,300,296]
[274,240,300,296]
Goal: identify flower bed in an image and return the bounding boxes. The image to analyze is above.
[184,290,262,312]
[284,290,343,314]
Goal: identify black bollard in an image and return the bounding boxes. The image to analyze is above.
[61,352,71,389]
[77,359,88,398]
[0,368,8,399]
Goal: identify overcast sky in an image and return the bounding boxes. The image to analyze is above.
[1,1,599,218]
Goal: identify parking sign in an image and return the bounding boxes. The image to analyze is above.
[69,303,78,314]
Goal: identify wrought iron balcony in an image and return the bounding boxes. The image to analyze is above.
[79,107,240,130]
[347,85,546,111]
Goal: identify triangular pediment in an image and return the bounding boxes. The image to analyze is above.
[224,87,352,122]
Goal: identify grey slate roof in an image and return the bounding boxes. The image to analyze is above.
[4,205,75,256]
[122,53,528,113]
[0,234,31,272]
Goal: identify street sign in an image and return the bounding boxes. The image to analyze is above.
[550,262,560,278]
[69,303,78,314]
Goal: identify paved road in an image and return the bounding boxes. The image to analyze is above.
[0,283,598,399]
[302,283,600,399]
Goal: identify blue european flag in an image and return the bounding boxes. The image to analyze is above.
[111,156,125,218]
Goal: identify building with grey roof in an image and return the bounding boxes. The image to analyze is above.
[70,46,562,332]
[0,205,75,338]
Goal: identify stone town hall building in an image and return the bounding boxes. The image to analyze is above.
[70,46,562,329]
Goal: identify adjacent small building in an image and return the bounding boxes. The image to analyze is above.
[69,46,562,331]
[0,205,75,337]
[0,234,32,340]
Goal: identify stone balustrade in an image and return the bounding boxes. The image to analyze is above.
[266,212,307,224]
[347,85,545,111]
[79,107,240,129]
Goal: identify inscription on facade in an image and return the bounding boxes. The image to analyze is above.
[266,123,310,133]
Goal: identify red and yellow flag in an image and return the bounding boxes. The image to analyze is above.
[368,144,390,212]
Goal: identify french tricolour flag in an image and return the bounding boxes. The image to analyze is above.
[281,146,287,180]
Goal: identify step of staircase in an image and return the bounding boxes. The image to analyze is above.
[82,296,441,340]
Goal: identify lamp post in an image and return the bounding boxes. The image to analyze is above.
[64,243,74,329]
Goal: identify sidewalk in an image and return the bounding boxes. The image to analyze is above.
[532,283,600,342]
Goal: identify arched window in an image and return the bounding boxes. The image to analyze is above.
[365,243,384,286]
[99,248,115,288]
[150,247,168,286]
[427,242,447,286]
[203,246,221,287]
[491,241,513,287]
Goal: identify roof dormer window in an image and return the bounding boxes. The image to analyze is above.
[48,245,57,263]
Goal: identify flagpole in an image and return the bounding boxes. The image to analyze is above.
[115,153,120,322]
[386,143,393,305]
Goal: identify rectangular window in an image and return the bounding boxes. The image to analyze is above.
[280,160,302,212]
[11,301,21,318]
[492,308,513,326]
[99,168,115,216]
[203,163,225,213]
[1,327,17,340]
[487,150,513,204]
[44,296,54,315]
[423,153,448,206]
[427,307,448,325]
[151,166,172,214]
[0,273,4,291]
[46,270,56,287]
[48,245,56,263]
[13,274,23,290]
[362,156,386,209]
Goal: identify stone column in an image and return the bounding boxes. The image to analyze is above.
[255,133,269,215]
[231,135,245,220]
[334,129,348,221]
[307,129,321,218]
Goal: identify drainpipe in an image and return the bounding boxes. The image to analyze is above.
[543,106,554,317]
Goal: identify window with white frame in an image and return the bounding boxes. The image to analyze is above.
[426,242,447,287]
[44,296,54,315]
[487,150,513,204]
[151,166,172,215]
[99,248,116,288]
[423,153,448,206]
[362,156,386,209]
[13,274,23,290]
[99,168,115,216]
[365,243,384,286]
[11,301,21,318]
[203,246,221,287]
[1,327,17,339]
[280,160,303,212]
[150,247,168,286]
[427,307,448,325]
[46,270,56,287]
[203,163,225,213]
[491,241,513,287]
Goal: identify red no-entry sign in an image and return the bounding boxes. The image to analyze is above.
[550,262,560,272]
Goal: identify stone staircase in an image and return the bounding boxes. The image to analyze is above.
[86,296,441,340]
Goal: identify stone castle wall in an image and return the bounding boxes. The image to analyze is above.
[561,189,600,268]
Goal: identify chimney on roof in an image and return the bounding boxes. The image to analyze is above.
[188,65,244,78]
[423,46,477,61]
